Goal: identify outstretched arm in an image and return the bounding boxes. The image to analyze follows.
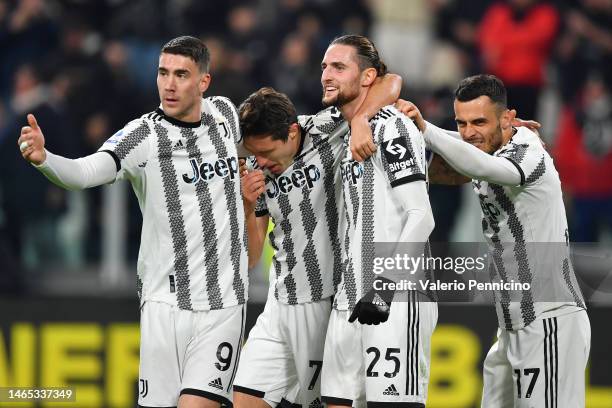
[350,73,402,162]
[392,100,541,185]
[36,152,118,190]
[18,113,118,189]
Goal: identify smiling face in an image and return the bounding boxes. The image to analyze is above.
[157,52,210,122]
[454,95,510,154]
[243,124,301,175]
[320,44,363,109]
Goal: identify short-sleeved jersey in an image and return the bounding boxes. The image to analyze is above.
[98,97,248,311]
[473,126,585,330]
[253,106,345,304]
[334,106,431,311]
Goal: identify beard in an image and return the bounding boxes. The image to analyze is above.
[321,94,335,107]
[321,83,360,108]
[489,123,504,153]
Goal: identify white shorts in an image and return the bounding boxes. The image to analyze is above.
[233,297,332,408]
[482,309,590,408]
[138,301,246,408]
[321,294,438,407]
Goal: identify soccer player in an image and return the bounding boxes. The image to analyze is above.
[233,77,400,408]
[18,36,247,408]
[411,74,590,407]
[319,35,436,407]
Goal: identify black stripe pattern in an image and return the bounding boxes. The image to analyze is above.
[348,176,360,225]
[183,126,223,309]
[315,120,342,136]
[294,155,324,301]
[202,112,246,305]
[136,275,143,300]
[311,133,342,291]
[502,143,529,164]
[277,193,298,304]
[212,97,240,143]
[156,123,193,310]
[339,183,358,310]
[491,185,536,327]
[562,258,586,308]
[525,155,546,184]
[360,159,376,296]
[114,121,150,161]
[479,192,513,329]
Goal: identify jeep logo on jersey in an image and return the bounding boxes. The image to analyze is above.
[341,161,363,185]
[182,157,238,184]
[266,164,321,198]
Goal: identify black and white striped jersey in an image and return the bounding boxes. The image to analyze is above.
[98,96,248,311]
[474,126,586,330]
[334,106,431,311]
[254,106,345,304]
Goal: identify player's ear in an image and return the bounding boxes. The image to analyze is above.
[199,73,211,94]
[361,67,377,87]
[287,123,299,140]
[500,108,513,130]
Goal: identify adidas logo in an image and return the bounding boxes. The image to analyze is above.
[309,397,323,408]
[173,139,185,150]
[208,377,223,390]
[383,384,399,396]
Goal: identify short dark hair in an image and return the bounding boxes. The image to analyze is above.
[455,74,507,109]
[239,87,297,142]
[330,35,388,77]
[161,36,210,73]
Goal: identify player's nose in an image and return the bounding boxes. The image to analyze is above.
[255,155,270,168]
[321,67,333,83]
[463,124,477,138]
[164,76,177,91]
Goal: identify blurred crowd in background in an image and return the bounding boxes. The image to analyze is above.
[0,0,610,294]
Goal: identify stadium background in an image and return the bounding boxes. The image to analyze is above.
[0,0,610,406]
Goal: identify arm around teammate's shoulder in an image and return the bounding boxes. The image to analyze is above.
[424,122,522,186]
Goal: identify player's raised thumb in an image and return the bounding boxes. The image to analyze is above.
[27,114,39,130]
